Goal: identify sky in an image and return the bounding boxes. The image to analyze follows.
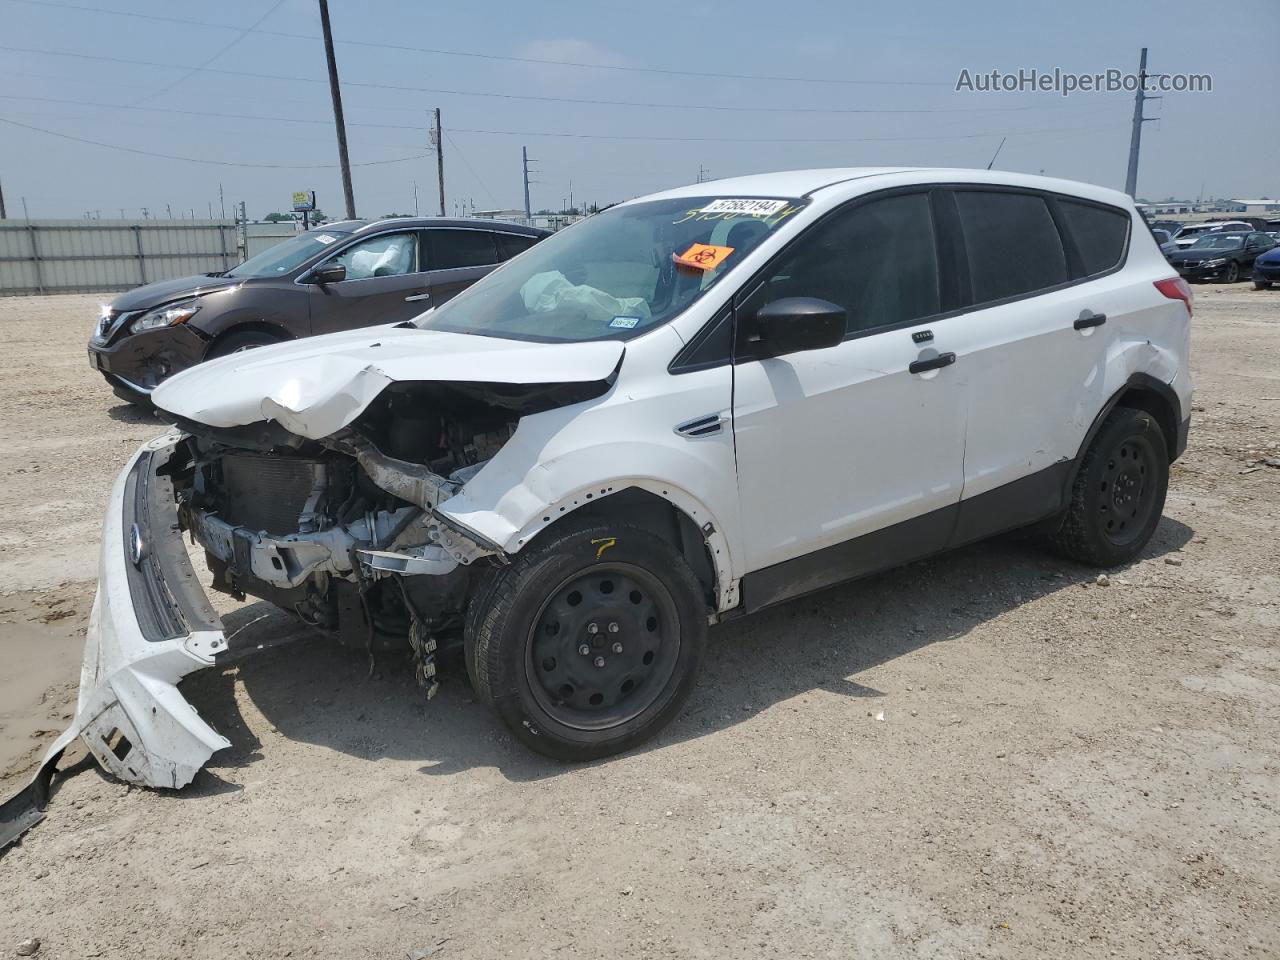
[1,0,1276,221]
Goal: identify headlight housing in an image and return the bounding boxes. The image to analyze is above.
[131,299,201,333]
[1200,258,1227,267]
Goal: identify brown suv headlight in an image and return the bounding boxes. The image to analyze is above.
[131,299,201,333]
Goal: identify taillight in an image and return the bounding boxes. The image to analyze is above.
[1154,276,1193,317]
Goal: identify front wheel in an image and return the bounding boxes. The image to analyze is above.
[1049,406,1169,567]
[1224,261,1240,283]
[466,519,708,761]
[1255,279,1273,290]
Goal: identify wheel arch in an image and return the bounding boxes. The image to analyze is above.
[495,482,736,614]
[1064,372,1182,502]
[203,320,294,358]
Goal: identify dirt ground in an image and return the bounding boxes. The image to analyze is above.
[1,288,1277,960]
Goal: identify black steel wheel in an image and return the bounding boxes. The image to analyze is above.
[527,564,680,731]
[1049,406,1169,566]
[1096,433,1160,549]
[466,517,708,761]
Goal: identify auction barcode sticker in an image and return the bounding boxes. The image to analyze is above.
[698,198,790,216]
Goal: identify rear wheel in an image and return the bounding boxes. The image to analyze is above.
[466,519,707,761]
[1049,406,1169,567]
[207,329,285,359]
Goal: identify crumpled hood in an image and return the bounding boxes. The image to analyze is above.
[150,324,625,438]
[110,274,241,311]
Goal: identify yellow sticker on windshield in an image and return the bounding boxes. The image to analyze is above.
[673,243,734,271]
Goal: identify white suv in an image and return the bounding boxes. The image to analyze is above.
[43,168,1195,785]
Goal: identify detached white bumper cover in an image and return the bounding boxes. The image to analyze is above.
[2,435,229,846]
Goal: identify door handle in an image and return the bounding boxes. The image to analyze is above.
[908,352,956,375]
[404,292,432,303]
[1073,311,1107,330]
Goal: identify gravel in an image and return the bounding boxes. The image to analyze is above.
[1,286,1278,959]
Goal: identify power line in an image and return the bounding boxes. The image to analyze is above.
[444,130,496,206]
[126,0,287,107]
[0,45,1120,117]
[2,0,950,87]
[444,121,1129,145]
[0,94,426,130]
[0,103,1127,156]
[0,115,430,168]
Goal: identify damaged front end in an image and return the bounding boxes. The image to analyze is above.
[3,367,616,848]
[173,379,529,684]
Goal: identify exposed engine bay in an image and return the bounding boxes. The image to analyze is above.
[169,377,600,694]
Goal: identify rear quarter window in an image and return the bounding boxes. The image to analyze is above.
[496,233,540,260]
[1056,199,1131,277]
[955,190,1068,304]
[427,229,499,269]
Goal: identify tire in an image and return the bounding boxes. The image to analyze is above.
[1049,406,1169,567]
[1224,261,1239,283]
[465,518,708,761]
[207,329,285,359]
[1255,280,1272,290]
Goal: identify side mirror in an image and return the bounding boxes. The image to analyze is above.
[742,297,846,360]
[310,263,346,285]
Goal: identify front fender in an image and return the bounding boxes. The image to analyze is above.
[439,440,742,612]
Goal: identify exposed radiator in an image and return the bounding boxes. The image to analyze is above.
[218,453,329,535]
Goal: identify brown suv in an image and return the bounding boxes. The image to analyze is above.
[87,217,548,405]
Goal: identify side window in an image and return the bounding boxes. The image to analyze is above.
[1056,199,1131,277]
[744,192,940,336]
[330,232,418,280]
[955,191,1068,303]
[495,233,539,260]
[427,230,500,269]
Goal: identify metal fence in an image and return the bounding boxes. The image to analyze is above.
[0,219,243,296]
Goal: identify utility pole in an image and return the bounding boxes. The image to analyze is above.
[696,164,710,184]
[0,177,6,219]
[432,107,445,217]
[218,182,226,219]
[1124,47,1158,199]
[319,0,356,218]
[413,180,419,217]
[522,146,535,222]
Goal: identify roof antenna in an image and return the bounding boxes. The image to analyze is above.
[986,137,1007,171]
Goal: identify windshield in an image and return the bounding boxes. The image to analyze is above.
[1191,235,1244,250]
[226,229,352,278]
[417,195,807,342]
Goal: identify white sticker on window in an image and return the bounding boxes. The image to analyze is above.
[609,316,640,329]
[314,234,338,244]
[698,198,789,217]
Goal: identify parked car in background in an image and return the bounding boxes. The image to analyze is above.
[51,167,1193,784]
[1151,228,1178,257]
[87,218,549,405]
[1171,221,1255,249]
[1148,219,1183,235]
[1167,231,1276,283]
[1253,244,1280,289]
